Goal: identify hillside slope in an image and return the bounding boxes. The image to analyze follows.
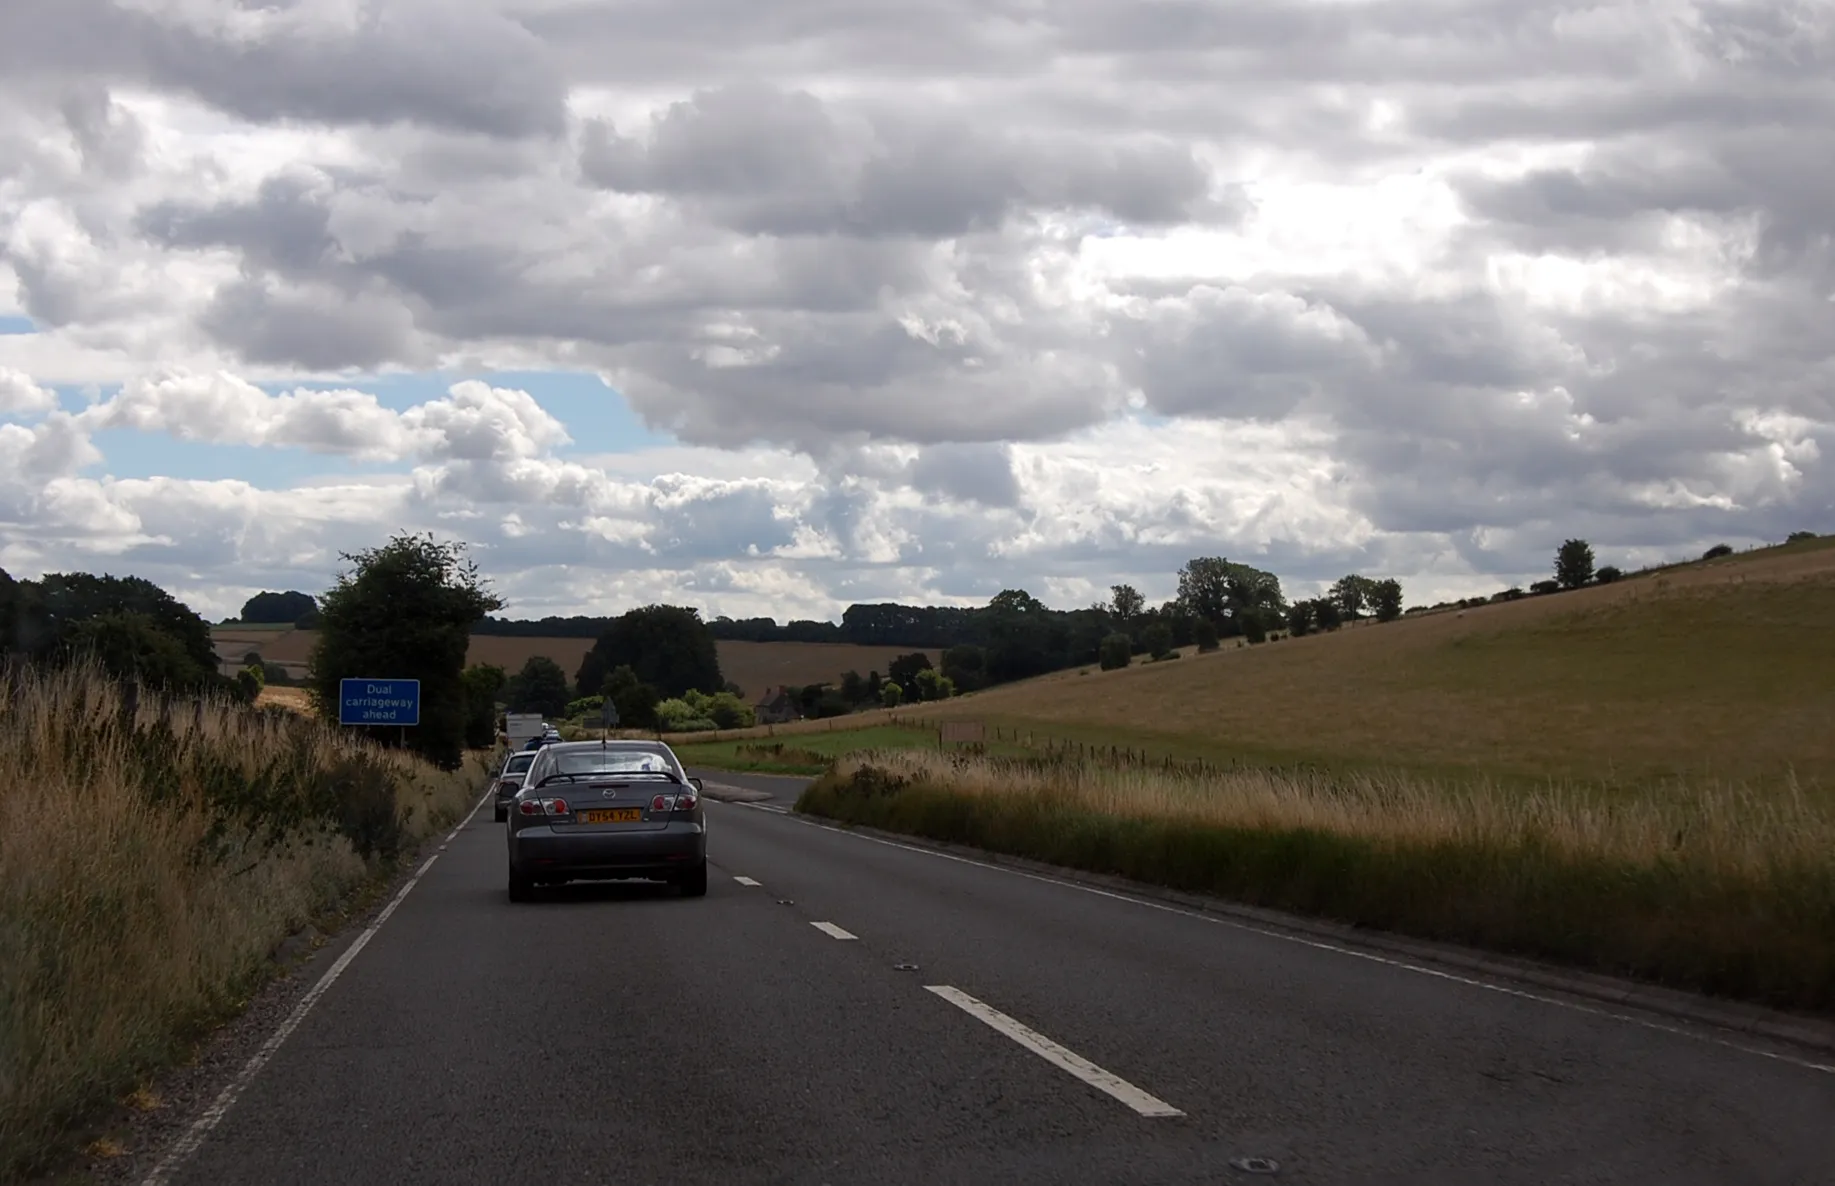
[909,538,1835,789]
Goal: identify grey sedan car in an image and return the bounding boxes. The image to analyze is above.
[491,749,537,822]
[505,740,707,901]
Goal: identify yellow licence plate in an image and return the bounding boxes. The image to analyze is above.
[578,808,643,824]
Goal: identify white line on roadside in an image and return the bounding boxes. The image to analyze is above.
[140,788,492,1186]
[733,801,1835,1078]
[811,921,857,940]
[925,985,1184,1118]
[734,875,762,886]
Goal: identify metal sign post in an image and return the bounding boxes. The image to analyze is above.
[600,698,619,746]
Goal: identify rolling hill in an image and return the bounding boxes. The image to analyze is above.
[870,537,1835,789]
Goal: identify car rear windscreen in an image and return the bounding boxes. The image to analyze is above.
[506,753,534,773]
[551,750,674,776]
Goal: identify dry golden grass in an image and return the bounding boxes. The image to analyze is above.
[254,684,311,713]
[221,628,939,702]
[0,662,481,1178]
[803,748,1835,1009]
[884,537,1835,788]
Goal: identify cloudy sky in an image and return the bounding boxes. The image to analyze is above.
[1,0,1829,623]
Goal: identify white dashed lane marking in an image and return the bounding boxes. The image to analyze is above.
[811,921,858,940]
[924,985,1185,1118]
[734,876,761,886]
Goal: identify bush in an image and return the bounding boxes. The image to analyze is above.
[1142,623,1174,661]
[1530,579,1560,595]
[880,681,904,708]
[1098,633,1132,671]
[1703,543,1734,560]
[1787,531,1818,543]
[1595,565,1623,584]
[565,694,606,720]
[1193,618,1221,652]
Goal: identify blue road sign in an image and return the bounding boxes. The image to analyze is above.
[338,678,421,726]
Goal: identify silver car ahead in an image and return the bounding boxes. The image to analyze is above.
[491,749,538,822]
[506,740,708,902]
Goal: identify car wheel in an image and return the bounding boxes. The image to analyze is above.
[677,860,708,898]
[508,867,534,903]
[493,806,507,823]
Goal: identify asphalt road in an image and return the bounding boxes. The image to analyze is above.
[144,771,1835,1186]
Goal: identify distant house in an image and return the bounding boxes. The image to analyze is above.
[754,685,801,725]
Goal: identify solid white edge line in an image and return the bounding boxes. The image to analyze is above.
[811,920,858,940]
[733,875,762,886]
[724,801,1835,1077]
[139,787,493,1186]
[925,985,1184,1118]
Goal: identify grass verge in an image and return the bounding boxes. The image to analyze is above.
[0,660,484,1179]
[797,750,1835,1015]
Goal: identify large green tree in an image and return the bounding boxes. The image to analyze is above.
[1369,578,1405,622]
[240,590,319,624]
[507,654,570,717]
[308,533,503,770]
[1176,557,1285,632]
[574,604,723,701]
[1555,539,1595,590]
[460,664,507,749]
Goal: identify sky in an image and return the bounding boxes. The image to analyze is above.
[1,0,1830,624]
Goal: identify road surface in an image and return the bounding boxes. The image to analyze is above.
[140,772,1835,1185]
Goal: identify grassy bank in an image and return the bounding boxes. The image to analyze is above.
[798,750,1835,1014]
[0,661,482,1179]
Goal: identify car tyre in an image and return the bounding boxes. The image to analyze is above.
[493,806,507,823]
[677,860,708,898]
[508,867,534,903]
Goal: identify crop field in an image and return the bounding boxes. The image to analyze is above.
[757,537,1835,792]
[214,629,937,701]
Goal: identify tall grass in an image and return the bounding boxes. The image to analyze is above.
[0,660,481,1178]
[799,750,1835,1013]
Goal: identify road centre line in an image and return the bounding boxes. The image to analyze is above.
[140,788,493,1186]
[811,921,858,940]
[925,985,1184,1118]
[724,801,1835,1077]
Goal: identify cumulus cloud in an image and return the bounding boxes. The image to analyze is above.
[0,0,1829,617]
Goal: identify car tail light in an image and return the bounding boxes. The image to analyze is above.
[674,790,697,812]
[516,798,571,817]
[548,798,569,815]
[651,794,668,811]
[517,799,542,817]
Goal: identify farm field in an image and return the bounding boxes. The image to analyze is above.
[681,536,1835,791]
[215,628,938,703]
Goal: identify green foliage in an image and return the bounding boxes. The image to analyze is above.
[238,590,318,624]
[913,667,956,701]
[1595,565,1624,584]
[1328,575,1376,620]
[307,532,503,771]
[1098,632,1132,671]
[1311,597,1343,631]
[261,662,294,686]
[1142,622,1174,660]
[1285,600,1314,637]
[507,654,570,717]
[887,651,932,688]
[880,681,904,707]
[1555,538,1596,589]
[1177,557,1286,629]
[1192,617,1221,652]
[1531,579,1561,596]
[1370,577,1404,622]
[460,664,506,748]
[59,610,223,693]
[656,688,755,732]
[575,604,723,701]
[1108,583,1145,623]
[565,693,606,719]
[602,664,662,730]
[234,668,262,703]
[1787,531,1818,543]
[1241,610,1269,645]
[940,644,987,693]
[1703,543,1734,560]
